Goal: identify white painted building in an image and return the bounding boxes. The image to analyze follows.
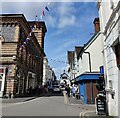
[60,70,70,86]
[77,18,104,76]
[98,1,120,116]
[74,46,83,78]
[67,51,75,81]
[43,57,55,85]
[43,57,48,85]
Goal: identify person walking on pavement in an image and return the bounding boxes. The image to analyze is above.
[65,84,70,97]
[72,84,75,97]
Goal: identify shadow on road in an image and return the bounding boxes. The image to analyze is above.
[43,91,63,97]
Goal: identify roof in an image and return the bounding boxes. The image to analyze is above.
[60,72,68,78]
[75,72,100,82]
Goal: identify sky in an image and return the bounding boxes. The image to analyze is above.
[1,2,98,79]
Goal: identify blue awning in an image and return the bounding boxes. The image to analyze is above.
[75,73,100,82]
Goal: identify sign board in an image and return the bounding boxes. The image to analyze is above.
[100,66,104,75]
[96,97,106,114]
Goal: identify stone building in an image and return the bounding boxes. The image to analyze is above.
[98,1,120,116]
[0,14,47,97]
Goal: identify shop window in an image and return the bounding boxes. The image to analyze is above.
[115,43,120,67]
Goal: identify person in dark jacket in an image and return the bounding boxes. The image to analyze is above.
[65,84,70,97]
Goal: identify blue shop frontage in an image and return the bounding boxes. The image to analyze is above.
[75,73,100,104]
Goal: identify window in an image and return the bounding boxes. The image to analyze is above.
[115,43,120,67]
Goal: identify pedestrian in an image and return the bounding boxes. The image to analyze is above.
[8,91,11,99]
[67,84,70,97]
[44,84,48,93]
[72,84,75,97]
[75,85,79,99]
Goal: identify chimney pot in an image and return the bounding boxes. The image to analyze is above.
[93,18,100,33]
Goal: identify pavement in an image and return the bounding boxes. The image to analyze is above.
[64,91,107,117]
[2,92,50,104]
[2,96,38,103]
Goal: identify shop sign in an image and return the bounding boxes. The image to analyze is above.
[96,97,106,114]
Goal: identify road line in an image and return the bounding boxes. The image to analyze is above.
[82,110,96,117]
[63,91,69,104]
[79,112,83,117]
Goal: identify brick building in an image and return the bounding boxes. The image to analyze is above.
[0,14,47,97]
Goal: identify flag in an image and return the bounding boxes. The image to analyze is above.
[27,35,30,39]
[33,24,36,29]
[42,11,45,16]
[23,42,27,46]
[29,32,32,37]
[21,45,24,48]
[35,22,39,27]
[45,6,49,12]
[19,47,22,51]
[25,40,29,44]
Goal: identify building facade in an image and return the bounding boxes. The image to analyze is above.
[67,51,74,81]
[67,18,104,104]
[0,14,47,97]
[98,1,120,116]
[76,18,104,104]
[60,70,70,86]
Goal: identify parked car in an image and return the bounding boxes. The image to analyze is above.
[59,83,65,91]
[53,85,61,93]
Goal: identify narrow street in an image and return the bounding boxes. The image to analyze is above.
[2,92,95,116]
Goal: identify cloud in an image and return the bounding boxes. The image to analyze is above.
[58,15,76,28]
[46,15,57,27]
[45,2,77,29]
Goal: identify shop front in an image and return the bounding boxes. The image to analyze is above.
[75,73,100,104]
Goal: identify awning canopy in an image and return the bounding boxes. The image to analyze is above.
[75,73,100,82]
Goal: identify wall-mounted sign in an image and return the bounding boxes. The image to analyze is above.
[100,66,104,75]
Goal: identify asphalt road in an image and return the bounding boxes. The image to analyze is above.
[2,93,82,116]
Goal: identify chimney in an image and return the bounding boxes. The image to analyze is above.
[93,18,100,33]
[28,21,47,49]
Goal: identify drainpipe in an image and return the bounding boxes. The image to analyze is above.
[84,52,91,72]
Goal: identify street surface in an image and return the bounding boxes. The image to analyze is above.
[2,92,95,116]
